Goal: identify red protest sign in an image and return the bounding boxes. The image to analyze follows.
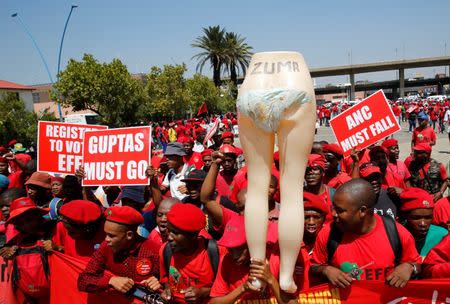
[38,121,108,175]
[82,126,151,186]
[330,90,401,157]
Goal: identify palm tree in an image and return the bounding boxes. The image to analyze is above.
[224,32,252,97]
[223,32,253,95]
[191,26,227,87]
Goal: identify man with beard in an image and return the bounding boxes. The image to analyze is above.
[382,139,411,184]
[321,144,351,189]
[408,143,448,201]
[399,188,448,259]
[78,206,161,295]
[359,163,398,219]
[311,179,420,288]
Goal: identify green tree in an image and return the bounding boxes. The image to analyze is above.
[186,74,222,114]
[0,93,57,146]
[191,25,227,87]
[143,64,189,120]
[53,54,145,127]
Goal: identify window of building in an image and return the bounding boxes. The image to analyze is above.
[32,92,40,103]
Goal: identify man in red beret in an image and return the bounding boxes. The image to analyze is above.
[303,192,328,255]
[369,146,407,190]
[201,147,239,199]
[51,200,105,261]
[408,143,448,201]
[311,179,421,288]
[193,128,207,153]
[201,149,213,172]
[179,136,203,170]
[221,132,243,155]
[159,203,225,304]
[382,139,411,184]
[50,176,64,198]
[304,154,334,222]
[359,162,398,219]
[78,206,161,295]
[399,188,448,259]
[322,144,351,189]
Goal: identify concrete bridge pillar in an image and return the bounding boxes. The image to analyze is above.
[399,68,405,98]
[349,73,355,100]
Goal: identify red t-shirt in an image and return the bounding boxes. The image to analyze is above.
[52,222,105,262]
[148,228,164,251]
[159,238,226,304]
[7,171,23,189]
[318,186,334,223]
[422,234,450,278]
[392,106,401,117]
[323,172,351,189]
[412,126,436,145]
[210,245,310,300]
[381,170,407,189]
[387,160,411,182]
[184,152,203,170]
[215,171,235,198]
[311,215,421,281]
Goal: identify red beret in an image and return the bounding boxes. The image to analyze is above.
[273,151,280,162]
[400,188,434,212]
[167,203,206,232]
[221,132,234,140]
[60,200,102,224]
[369,146,388,159]
[359,163,382,178]
[195,127,205,134]
[304,192,329,214]
[322,143,344,157]
[307,154,326,170]
[0,147,6,154]
[105,206,144,226]
[201,149,213,157]
[382,139,398,149]
[178,136,194,144]
[413,143,432,153]
[8,139,17,147]
[219,144,237,155]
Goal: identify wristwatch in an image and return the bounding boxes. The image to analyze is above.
[408,262,418,276]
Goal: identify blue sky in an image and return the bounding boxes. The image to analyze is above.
[2,0,449,86]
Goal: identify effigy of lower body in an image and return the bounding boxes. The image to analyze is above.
[237,51,316,293]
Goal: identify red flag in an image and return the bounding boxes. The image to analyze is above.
[196,102,208,116]
[49,252,132,304]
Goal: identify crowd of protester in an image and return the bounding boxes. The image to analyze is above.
[0,108,449,304]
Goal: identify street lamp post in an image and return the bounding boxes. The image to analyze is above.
[11,13,54,84]
[56,5,78,121]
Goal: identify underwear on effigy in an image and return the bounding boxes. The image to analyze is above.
[237,88,312,132]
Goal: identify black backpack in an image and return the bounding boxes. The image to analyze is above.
[162,238,219,279]
[327,215,402,265]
